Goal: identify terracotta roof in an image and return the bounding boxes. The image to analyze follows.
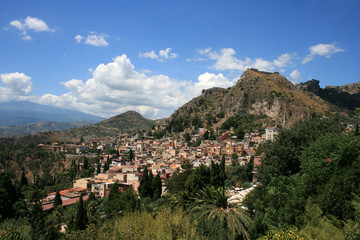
[43,195,89,211]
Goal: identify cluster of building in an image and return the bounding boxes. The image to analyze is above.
[40,126,278,210]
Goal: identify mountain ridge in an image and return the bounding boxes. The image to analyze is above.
[167,68,356,132]
[0,101,104,126]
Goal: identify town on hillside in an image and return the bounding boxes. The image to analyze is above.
[38,125,279,211]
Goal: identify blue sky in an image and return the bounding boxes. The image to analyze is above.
[0,0,359,119]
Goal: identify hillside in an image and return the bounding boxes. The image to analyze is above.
[296,79,360,112]
[62,110,157,139]
[0,121,93,138]
[0,101,104,126]
[168,68,334,132]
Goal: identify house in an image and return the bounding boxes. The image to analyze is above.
[265,127,278,141]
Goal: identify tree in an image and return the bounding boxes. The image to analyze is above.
[53,189,62,209]
[257,118,343,184]
[0,172,18,220]
[83,157,89,170]
[20,170,28,187]
[204,131,210,140]
[96,162,101,174]
[189,186,252,240]
[103,162,109,173]
[148,170,154,198]
[108,182,120,202]
[185,164,211,193]
[210,160,222,188]
[153,174,162,199]
[129,149,134,162]
[355,123,359,136]
[139,166,151,198]
[29,186,45,239]
[74,194,88,230]
[184,133,191,143]
[231,153,238,166]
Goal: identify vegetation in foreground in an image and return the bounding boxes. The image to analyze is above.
[1,117,360,239]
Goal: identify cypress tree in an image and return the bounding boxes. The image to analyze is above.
[88,192,96,203]
[210,160,222,188]
[83,157,89,170]
[139,166,149,198]
[29,186,45,239]
[148,170,154,198]
[355,123,359,136]
[74,194,88,230]
[129,149,134,162]
[153,174,162,199]
[53,189,62,209]
[96,162,101,174]
[20,170,28,187]
[220,155,226,187]
[108,182,120,202]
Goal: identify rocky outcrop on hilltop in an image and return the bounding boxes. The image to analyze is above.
[296,79,360,112]
[169,69,335,131]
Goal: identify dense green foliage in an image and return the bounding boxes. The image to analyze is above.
[2,116,360,239]
[244,118,360,239]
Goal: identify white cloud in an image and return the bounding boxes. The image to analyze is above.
[75,35,83,43]
[36,55,237,119]
[139,48,178,62]
[302,43,344,64]
[195,72,235,91]
[273,53,294,68]
[209,48,250,71]
[8,16,54,40]
[85,34,109,47]
[198,47,212,55]
[75,33,109,47]
[9,20,24,30]
[290,69,301,82]
[24,16,53,32]
[207,48,295,73]
[22,35,32,41]
[38,55,188,118]
[0,72,33,101]
[141,50,158,59]
[252,58,275,72]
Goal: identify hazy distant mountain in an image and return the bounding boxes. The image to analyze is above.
[0,101,104,126]
[0,121,93,138]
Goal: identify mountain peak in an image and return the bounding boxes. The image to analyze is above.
[170,70,333,130]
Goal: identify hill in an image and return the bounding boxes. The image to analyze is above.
[61,110,157,139]
[0,101,104,126]
[296,79,360,112]
[167,68,335,132]
[0,121,93,138]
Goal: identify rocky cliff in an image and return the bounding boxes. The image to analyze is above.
[169,69,335,131]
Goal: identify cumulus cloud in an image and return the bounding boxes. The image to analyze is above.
[290,69,301,82]
[302,43,344,64]
[139,48,178,62]
[38,55,187,118]
[195,72,235,91]
[8,16,54,40]
[207,48,295,72]
[273,53,294,68]
[0,72,33,101]
[75,33,109,47]
[36,55,235,119]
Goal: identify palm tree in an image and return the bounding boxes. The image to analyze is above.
[189,186,252,240]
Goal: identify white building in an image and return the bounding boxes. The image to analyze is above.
[265,127,278,141]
